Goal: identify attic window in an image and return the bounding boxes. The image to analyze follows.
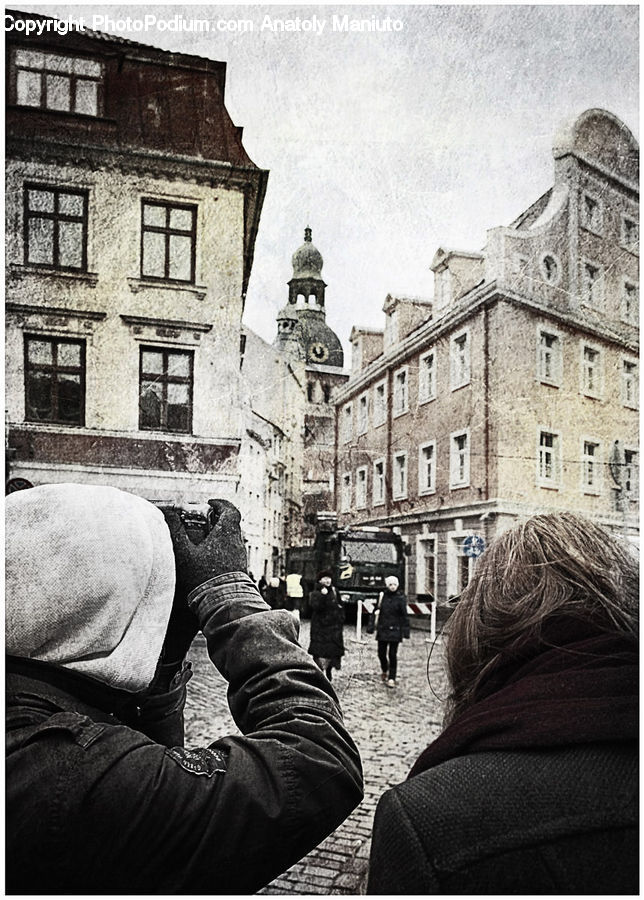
[12,49,103,116]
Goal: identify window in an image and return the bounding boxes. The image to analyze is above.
[373,459,385,505]
[537,329,562,386]
[621,216,638,251]
[624,449,639,496]
[582,440,601,494]
[357,393,368,434]
[341,473,352,512]
[141,200,197,283]
[393,367,409,416]
[307,382,315,402]
[24,335,85,425]
[621,359,638,408]
[373,380,387,426]
[450,430,470,488]
[418,351,436,403]
[341,403,352,443]
[418,441,436,494]
[392,451,408,499]
[540,254,560,285]
[417,537,436,599]
[448,535,472,599]
[621,280,638,325]
[13,48,103,116]
[537,429,561,487]
[355,466,367,509]
[581,344,602,398]
[139,347,193,433]
[581,192,602,233]
[322,383,332,404]
[450,331,470,389]
[24,185,88,271]
[582,261,603,305]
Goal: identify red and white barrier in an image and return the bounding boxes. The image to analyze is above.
[354,597,436,643]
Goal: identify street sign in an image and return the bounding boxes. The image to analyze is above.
[463,535,485,558]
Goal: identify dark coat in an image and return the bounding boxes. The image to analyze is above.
[308,587,345,659]
[367,742,638,894]
[371,590,410,643]
[6,574,363,895]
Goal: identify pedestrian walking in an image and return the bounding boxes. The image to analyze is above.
[367,512,638,894]
[264,575,283,609]
[308,570,345,681]
[6,484,363,894]
[257,573,267,599]
[367,575,410,687]
[286,571,304,617]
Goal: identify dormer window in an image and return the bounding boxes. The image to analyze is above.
[12,49,103,116]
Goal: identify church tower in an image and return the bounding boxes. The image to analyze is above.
[274,227,344,368]
[274,228,348,541]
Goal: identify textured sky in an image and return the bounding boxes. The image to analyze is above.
[14,3,640,359]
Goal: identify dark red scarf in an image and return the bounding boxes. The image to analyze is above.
[409,623,638,779]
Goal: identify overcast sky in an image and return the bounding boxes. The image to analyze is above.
[14,2,640,359]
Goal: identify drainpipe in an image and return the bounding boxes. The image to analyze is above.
[385,366,393,518]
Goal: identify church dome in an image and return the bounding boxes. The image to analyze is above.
[292,227,323,279]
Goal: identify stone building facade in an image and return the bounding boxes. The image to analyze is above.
[274,228,348,542]
[239,327,305,578]
[335,109,639,604]
[5,14,268,513]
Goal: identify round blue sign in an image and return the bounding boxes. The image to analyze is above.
[463,535,486,558]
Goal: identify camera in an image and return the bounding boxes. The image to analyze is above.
[153,503,217,545]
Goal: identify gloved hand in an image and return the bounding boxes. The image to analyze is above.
[150,501,247,691]
[164,499,248,601]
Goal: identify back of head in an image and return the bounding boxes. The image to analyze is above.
[6,483,176,692]
[445,512,639,722]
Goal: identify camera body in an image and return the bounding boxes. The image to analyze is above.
[153,503,216,545]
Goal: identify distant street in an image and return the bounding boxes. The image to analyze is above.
[184,616,450,894]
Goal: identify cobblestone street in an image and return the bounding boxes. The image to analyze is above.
[184,616,450,894]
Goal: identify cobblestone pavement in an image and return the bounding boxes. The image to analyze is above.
[184,617,450,895]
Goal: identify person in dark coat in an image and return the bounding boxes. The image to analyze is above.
[264,576,283,609]
[6,485,363,894]
[368,512,638,894]
[367,575,410,687]
[308,570,345,681]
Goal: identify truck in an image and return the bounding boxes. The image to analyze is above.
[287,521,409,620]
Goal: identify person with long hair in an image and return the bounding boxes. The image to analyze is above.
[367,512,638,894]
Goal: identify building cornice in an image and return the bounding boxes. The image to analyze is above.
[6,302,106,321]
[120,314,212,333]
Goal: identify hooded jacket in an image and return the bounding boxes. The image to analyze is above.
[6,485,363,894]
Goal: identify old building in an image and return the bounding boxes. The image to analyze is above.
[274,228,348,541]
[5,12,268,510]
[239,327,305,577]
[335,108,639,603]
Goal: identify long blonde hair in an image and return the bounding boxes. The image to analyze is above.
[445,512,639,723]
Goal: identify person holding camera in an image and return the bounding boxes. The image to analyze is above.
[6,483,363,894]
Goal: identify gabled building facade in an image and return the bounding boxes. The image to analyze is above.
[335,109,639,603]
[5,11,268,509]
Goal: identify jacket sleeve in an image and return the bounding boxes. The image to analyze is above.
[65,572,363,894]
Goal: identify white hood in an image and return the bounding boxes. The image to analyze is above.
[6,483,176,692]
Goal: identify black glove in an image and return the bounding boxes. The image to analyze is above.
[164,499,248,600]
[157,500,247,676]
